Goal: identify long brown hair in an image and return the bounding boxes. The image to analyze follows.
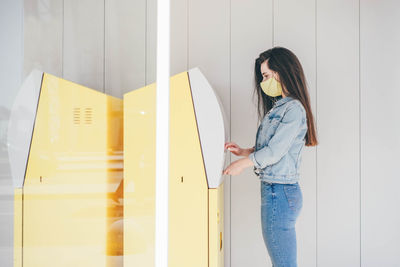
[253,46,318,146]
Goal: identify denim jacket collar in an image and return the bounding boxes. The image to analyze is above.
[272,95,294,108]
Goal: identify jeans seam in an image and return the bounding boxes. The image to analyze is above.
[283,185,297,213]
[270,187,284,266]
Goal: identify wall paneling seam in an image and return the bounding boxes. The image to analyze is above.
[187,0,189,71]
[21,0,24,83]
[145,0,148,85]
[62,0,64,78]
[358,0,361,266]
[272,0,274,46]
[315,0,318,265]
[103,0,105,93]
[229,0,232,265]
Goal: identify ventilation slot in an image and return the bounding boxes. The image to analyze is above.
[73,108,80,125]
[84,108,93,124]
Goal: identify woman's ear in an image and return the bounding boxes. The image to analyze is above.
[273,72,280,82]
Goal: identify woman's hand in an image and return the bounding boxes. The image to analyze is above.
[222,158,254,176]
[225,142,254,157]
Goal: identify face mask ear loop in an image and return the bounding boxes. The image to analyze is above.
[273,72,281,102]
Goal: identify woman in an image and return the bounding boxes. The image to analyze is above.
[223,46,318,267]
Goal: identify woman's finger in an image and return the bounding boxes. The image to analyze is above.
[227,145,239,150]
[224,142,232,147]
[227,147,238,152]
[225,142,237,149]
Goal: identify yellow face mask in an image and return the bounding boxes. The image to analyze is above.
[260,76,282,97]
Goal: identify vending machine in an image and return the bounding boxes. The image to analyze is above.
[10,67,228,267]
[124,67,229,267]
[9,71,124,267]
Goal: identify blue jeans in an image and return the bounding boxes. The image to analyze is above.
[260,181,303,267]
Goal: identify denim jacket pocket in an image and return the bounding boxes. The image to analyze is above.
[283,183,303,213]
[268,115,281,125]
[265,117,280,139]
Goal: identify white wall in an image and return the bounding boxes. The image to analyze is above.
[360,1,400,266]
[316,0,360,266]
[1,0,400,266]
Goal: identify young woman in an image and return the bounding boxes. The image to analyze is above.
[223,46,318,267]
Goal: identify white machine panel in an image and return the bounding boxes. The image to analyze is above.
[188,67,229,188]
[7,70,43,188]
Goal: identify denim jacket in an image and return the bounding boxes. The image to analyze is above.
[248,95,307,184]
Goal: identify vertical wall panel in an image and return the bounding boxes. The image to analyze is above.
[64,0,104,91]
[317,0,360,266]
[187,0,231,266]
[361,0,400,265]
[170,0,188,76]
[230,0,272,266]
[105,0,146,97]
[146,0,157,85]
[274,1,317,266]
[145,0,189,97]
[23,0,63,78]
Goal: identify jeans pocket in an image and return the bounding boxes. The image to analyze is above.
[283,183,303,213]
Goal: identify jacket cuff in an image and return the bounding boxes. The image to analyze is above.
[248,151,262,169]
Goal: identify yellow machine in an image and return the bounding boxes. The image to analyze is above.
[9,71,124,267]
[10,68,228,267]
[124,68,228,267]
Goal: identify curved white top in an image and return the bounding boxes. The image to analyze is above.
[188,67,229,188]
[7,70,43,188]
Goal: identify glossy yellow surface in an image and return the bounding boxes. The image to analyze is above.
[20,73,123,267]
[124,70,221,266]
[15,70,225,267]
[209,184,224,267]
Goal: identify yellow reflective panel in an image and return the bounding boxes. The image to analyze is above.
[13,188,22,267]
[16,69,225,267]
[22,73,123,267]
[124,71,209,266]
